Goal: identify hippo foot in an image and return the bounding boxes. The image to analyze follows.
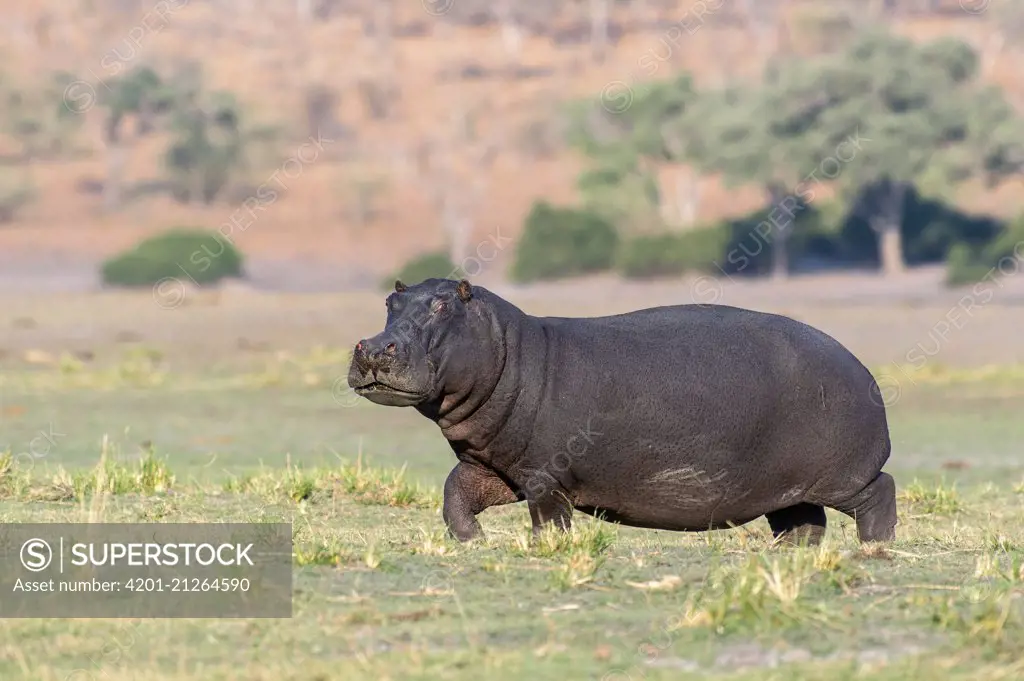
[832,472,898,543]
[766,503,827,546]
[528,495,573,538]
[446,522,483,543]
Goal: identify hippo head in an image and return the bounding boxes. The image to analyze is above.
[347,278,485,408]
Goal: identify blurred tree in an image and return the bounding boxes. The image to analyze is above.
[566,74,696,231]
[664,70,827,280]
[571,28,1024,278]
[0,71,86,224]
[164,81,279,205]
[2,71,82,166]
[339,141,391,228]
[97,66,175,211]
[809,32,1024,275]
[419,94,498,266]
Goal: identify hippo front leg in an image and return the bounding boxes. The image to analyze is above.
[442,462,521,541]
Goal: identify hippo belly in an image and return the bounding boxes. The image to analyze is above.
[516,305,892,537]
[571,462,800,532]
[564,433,811,532]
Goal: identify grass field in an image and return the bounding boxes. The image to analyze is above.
[1,354,1023,680]
[1,286,1023,680]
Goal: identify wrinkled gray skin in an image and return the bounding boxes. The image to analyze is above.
[348,278,897,545]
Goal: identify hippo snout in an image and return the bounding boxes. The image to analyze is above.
[346,334,432,407]
[352,337,400,374]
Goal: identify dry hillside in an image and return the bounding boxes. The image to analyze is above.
[1,0,1022,280]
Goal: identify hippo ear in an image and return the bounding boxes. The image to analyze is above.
[394,280,407,293]
[456,279,473,303]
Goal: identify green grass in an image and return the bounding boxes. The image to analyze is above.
[1,460,1023,680]
[0,346,453,482]
[0,357,1023,679]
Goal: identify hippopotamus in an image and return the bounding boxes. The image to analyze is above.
[347,278,897,545]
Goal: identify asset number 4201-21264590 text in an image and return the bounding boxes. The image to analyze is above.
[124,577,251,592]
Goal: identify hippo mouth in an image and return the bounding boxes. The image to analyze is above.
[354,381,420,397]
[353,380,427,406]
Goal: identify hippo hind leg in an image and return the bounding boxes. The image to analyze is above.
[765,503,827,546]
[830,471,897,543]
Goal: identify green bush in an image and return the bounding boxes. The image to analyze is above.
[616,225,729,279]
[101,228,244,287]
[383,251,457,289]
[945,215,1024,287]
[511,201,619,282]
[945,243,991,287]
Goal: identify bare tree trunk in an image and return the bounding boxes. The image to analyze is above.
[737,0,780,63]
[443,155,463,265]
[772,237,789,281]
[448,213,470,267]
[294,0,313,95]
[864,0,886,21]
[448,146,494,266]
[374,1,394,66]
[104,145,124,211]
[871,182,907,276]
[103,123,124,212]
[491,0,519,151]
[437,181,473,267]
[377,1,397,120]
[424,139,470,267]
[439,190,457,263]
[768,183,791,281]
[631,0,649,32]
[494,0,523,73]
[678,173,701,227]
[876,224,905,276]
[192,166,206,206]
[658,129,701,230]
[660,170,701,229]
[981,32,1005,78]
[589,0,609,64]
[657,169,676,226]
